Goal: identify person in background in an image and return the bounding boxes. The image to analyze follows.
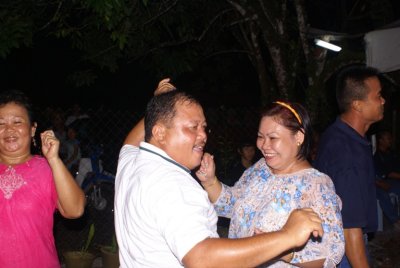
[46,109,67,160]
[64,103,91,155]
[198,101,344,267]
[0,90,85,267]
[314,66,385,268]
[50,109,67,144]
[374,130,400,230]
[114,79,324,268]
[65,103,90,127]
[62,123,82,174]
[225,139,257,186]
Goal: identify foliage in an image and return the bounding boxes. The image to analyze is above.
[110,234,118,253]
[0,2,32,58]
[82,223,95,252]
[2,0,399,123]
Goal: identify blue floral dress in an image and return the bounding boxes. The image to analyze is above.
[214,158,344,267]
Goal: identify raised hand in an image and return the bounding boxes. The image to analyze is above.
[154,78,176,96]
[196,153,216,184]
[40,130,61,161]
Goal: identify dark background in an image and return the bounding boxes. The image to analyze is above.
[1,0,400,111]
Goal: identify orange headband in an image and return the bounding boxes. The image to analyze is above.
[274,101,302,124]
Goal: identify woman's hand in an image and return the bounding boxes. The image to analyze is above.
[196,153,216,186]
[154,78,176,96]
[40,130,60,161]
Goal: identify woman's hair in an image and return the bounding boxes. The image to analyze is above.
[144,90,201,142]
[0,90,35,124]
[260,101,312,160]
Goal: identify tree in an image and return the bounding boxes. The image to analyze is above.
[2,0,399,123]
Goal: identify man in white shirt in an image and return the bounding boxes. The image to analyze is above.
[114,79,324,267]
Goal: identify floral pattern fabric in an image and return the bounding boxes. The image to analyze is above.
[214,158,345,268]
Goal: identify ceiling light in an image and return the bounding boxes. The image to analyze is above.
[314,39,342,52]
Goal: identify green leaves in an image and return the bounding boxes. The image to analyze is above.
[111,234,118,253]
[82,223,95,252]
[0,11,32,58]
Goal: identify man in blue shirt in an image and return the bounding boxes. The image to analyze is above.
[314,66,385,268]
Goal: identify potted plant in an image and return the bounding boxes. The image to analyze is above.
[100,234,119,268]
[62,223,97,268]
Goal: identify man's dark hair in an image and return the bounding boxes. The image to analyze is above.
[144,91,200,142]
[336,65,380,113]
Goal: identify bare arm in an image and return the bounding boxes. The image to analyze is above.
[344,228,370,268]
[254,229,325,268]
[41,130,85,219]
[124,78,176,146]
[123,118,145,146]
[183,208,324,267]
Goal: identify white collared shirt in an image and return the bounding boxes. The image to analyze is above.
[114,142,218,268]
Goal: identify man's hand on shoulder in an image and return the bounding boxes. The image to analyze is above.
[281,208,324,248]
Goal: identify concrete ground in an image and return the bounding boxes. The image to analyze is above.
[61,221,400,267]
[369,221,400,268]
[217,220,400,268]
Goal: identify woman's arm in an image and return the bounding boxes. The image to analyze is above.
[196,153,222,202]
[292,173,345,268]
[41,130,85,218]
[124,78,176,146]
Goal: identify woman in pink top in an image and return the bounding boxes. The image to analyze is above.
[0,90,85,268]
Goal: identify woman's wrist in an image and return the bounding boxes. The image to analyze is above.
[202,176,218,189]
[288,250,295,263]
[281,249,295,263]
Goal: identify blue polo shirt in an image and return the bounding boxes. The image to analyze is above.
[314,117,377,233]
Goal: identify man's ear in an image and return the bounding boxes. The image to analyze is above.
[152,123,166,144]
[352,100,362,113]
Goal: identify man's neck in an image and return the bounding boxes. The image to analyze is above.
[340,113,370,136]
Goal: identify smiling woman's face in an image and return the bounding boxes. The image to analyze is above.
[256,116,303,174]
[0,102,36,159]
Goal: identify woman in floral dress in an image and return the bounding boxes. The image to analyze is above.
[197,102,344,268]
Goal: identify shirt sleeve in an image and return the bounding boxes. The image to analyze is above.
[292,173,345,267]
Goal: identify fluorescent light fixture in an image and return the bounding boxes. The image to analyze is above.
[314,39,342,52]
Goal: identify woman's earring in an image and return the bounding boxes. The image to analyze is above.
[297,141,301,146]
[32,136,37,147]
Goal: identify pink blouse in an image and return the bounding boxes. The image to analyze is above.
[0,156,59,268]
